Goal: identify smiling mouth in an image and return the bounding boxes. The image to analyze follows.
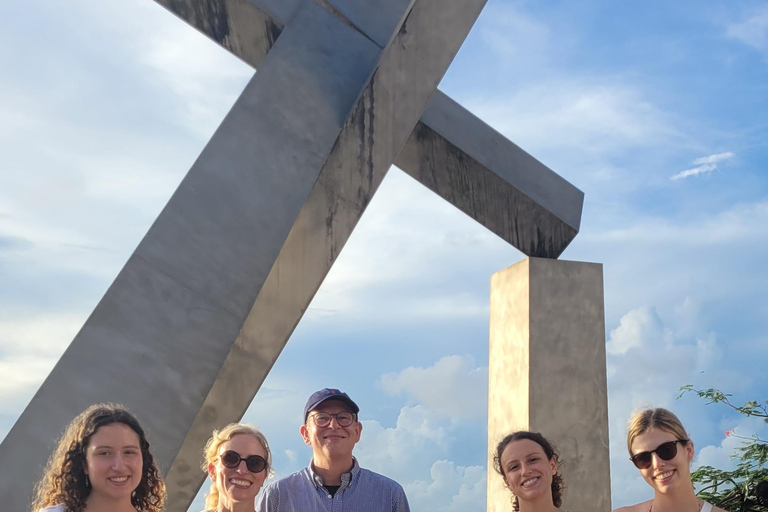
[521,476,540,488]
[229,478,252,488]
[108,476,130,485]
[654,470,675,482]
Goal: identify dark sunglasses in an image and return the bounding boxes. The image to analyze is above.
[630,440,687,469]
[220,450,268,473]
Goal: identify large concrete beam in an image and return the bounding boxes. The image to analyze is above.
[153,0,583,257]
[0,0,488,510]
[487,258,611,512]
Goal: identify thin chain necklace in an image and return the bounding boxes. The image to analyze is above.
[648,498,703,512]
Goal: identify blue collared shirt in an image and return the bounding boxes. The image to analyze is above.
[255,458,410,512]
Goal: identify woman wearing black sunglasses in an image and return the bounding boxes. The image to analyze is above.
[202,423,272,512]
[613,408,728,512]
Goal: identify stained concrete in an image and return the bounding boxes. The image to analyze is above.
[488,258,610,512]
[154,0,584,257]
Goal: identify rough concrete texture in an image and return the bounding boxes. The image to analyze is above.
[154,0,584,258]
[488,258,610,512]
[0,0,489,510]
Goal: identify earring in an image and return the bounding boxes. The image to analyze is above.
[85,475,90,488]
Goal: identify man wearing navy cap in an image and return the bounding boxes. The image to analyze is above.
[256,388,410,511]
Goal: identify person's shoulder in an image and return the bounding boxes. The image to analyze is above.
[357,467,405,491]
[611,501,651,512]
[711,506,729,512]
[264,467,313,491]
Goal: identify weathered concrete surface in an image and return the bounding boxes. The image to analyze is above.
[153,0,583,257]
[488,258,610,512]
[397,92,582,257]
[0,0,489,510]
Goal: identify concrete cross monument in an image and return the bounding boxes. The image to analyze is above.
[0,1,610,511]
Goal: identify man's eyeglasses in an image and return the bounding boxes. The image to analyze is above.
[309,411,356,428]
[630,440,687,469]
[219,450,269,473]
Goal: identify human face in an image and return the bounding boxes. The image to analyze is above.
[208,434,269,507]
[300,400,361,461]
[84,423,143,503]
[630,428,694,494]
[500,439,557,503]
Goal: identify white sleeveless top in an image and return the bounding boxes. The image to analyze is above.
[39,506,65,512]
[701,503,713,512]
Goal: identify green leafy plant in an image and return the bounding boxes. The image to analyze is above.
[678,385,768,512]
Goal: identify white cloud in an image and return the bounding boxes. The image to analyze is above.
[405,460,487,512]
[671,152,734,180]
[356,405,450,479]
[479,4,551,60]
[380,355,488,420]
[467,81,688,160]
[694,416,768,472]
[693,152,735,165]
[726,6,768,52]
[0,313,82,357]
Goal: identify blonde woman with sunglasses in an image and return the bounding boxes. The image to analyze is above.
[612,408,729,512]
[201,423,272,512]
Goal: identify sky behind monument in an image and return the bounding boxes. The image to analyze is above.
[1,0,767,510]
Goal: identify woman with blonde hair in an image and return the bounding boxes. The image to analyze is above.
[492,430,568,512]
[201,423,272,512]
[31,403,166,512]
[612,407,728,512]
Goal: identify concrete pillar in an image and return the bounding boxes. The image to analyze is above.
[487,257,610,512]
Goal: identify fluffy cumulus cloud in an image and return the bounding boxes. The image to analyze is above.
[380,355,488,419]
[356,405,451,482]
[405,460,487,512]
[694,415,768,471]
[671,152,734,180]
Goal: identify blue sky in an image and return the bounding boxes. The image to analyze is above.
[2,0,768,510]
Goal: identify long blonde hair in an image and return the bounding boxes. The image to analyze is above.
[30,403,166,512]
[627,407,690,455]
[202,423,272,510]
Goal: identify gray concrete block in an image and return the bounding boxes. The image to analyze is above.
[488,258,611,512]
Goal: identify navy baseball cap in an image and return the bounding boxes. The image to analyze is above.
[303,388,360,422]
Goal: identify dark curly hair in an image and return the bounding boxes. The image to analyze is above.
[493,431,565,512]
[30,403,166,512]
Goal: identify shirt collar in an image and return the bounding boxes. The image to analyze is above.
[307,457,361,489]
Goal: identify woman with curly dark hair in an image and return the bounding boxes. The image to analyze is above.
[493,431,568,512]
[30,403,166,512]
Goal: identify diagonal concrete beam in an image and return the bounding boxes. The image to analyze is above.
[0,0,488,510]
[153,0,584,257]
